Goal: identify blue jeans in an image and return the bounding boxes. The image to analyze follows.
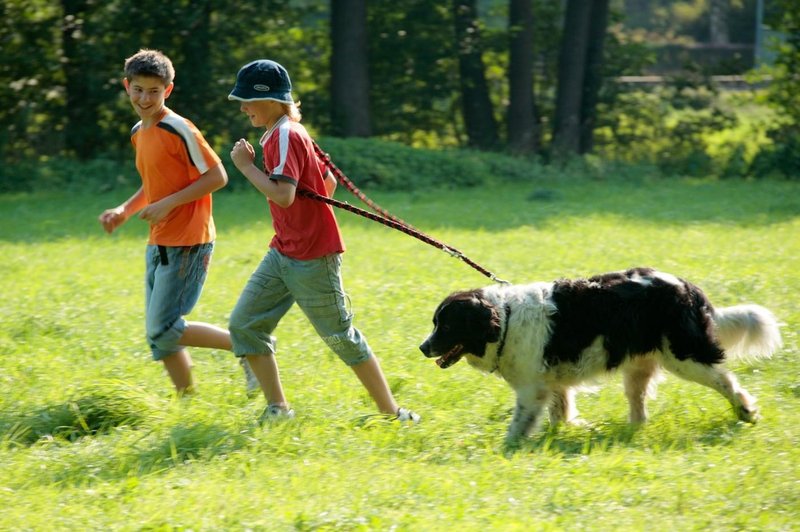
[144,243,213,360]
[229,248,372,366]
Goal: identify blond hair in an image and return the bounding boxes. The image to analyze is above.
[282,101,302,122]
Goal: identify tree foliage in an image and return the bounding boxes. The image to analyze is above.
[750,0,800,177]
[0,0,795,181]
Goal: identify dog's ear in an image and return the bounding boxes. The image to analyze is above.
[485,303,502,343]
[471,296,501,343]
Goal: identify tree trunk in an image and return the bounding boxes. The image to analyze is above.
[507,0,539,155]
[623,0,650,29]
[579,0,610,154]
[453,0,499,150]
[177,0,211,121]
[331,0,372,137]
[709,0,730,44]
[62,0,92,159]
[552,0,592,157]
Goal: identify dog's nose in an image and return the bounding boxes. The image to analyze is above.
[419,340,430,356]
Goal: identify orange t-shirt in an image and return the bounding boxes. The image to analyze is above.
[131,108,221,246]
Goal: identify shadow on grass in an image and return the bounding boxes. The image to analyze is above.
[0,386,256,485]
[507,416,748,456]
[0,382,156,446]
[1,178,798,244]
[132,421,250,470]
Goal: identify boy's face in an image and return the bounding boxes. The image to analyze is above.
[239,100,283,128]
[123,75,173,123]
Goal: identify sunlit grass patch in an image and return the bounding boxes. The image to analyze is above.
[1,178,798,529]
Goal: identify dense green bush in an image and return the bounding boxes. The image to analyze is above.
[1,123,794,196]
[595,74,742,178]
[0,137,551,194]
[749,123,800,179]
[316,137,546,191]
[0,157,139,194]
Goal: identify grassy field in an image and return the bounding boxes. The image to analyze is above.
[1,176,799,530]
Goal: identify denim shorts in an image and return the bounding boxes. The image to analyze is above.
[144,242,213,360]
[229,248,372,367]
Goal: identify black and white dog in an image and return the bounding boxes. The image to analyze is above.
[420,268,782,443]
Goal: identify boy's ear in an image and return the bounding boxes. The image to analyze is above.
[122,78,130,92]
[164,82,174,98]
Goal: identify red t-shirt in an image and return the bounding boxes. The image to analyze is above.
[260,116,345,260]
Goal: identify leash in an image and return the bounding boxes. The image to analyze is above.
[305,142,509,284]
[492,303,512,373]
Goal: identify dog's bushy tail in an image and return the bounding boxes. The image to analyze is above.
[713,305,782,361]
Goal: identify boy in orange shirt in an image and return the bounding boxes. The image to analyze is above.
[99,49,255,394]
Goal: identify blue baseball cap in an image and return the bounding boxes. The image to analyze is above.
[228,60,293,103]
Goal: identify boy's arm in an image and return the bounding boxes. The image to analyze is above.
[230,139,296,208]
[98,186,147,234]
[137,163,228,225]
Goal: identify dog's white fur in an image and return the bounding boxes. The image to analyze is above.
[423,275,782,443]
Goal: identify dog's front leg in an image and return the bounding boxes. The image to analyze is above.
[506,384,550,443]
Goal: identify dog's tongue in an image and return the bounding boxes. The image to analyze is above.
[436,344,463,369]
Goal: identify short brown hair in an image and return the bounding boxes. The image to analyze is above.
[124,49,175,85]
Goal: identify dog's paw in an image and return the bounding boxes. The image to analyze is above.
[736,404,760,423]
[503,429,525,448]
[502,436,524,456]
[566,416,589,427]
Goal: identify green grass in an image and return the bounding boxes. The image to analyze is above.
[1,177,799,530]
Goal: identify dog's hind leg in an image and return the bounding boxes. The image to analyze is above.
[660,355,759,422]
[623,356,660,424]
[549,387,580,426]
[507,384,551,442]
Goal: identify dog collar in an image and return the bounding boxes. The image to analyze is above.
[492,303,512,373]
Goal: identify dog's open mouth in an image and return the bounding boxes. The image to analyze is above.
[436,344,464,369]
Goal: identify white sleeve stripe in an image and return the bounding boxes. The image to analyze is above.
[161,112,211,174]
[273,121,290,176]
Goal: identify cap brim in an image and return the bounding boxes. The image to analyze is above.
[228,87,293,103]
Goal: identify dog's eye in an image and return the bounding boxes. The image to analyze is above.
[439,324,450,332]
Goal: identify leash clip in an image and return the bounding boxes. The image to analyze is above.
[441,246,461,258]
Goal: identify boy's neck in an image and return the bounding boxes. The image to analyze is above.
[141,106,168,129]
[264,112,288,131]
[261,114,288,142]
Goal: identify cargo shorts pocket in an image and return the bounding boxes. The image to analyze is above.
[297,293,353,335]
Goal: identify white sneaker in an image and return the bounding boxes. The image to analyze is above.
[259,404,295,424]
[395,407,421,424]
[241,358,260,396]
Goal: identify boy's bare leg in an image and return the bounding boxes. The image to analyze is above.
[179,321,232,350]
[179,322,257,392]
[162,349,194,394]
[246,354,288,407]
[350,356,399,415]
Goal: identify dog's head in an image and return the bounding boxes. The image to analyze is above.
[419,290,502,368]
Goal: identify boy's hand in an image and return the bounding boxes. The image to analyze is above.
[138,198,173,225]
[98,207,127,234]
[230,139,255,171]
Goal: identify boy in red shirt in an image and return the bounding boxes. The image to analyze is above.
[99,49,255,394]
[228,59,418,422]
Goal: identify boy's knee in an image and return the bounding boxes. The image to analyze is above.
[229,318,276,357]
[147,336,178,360]
[146,320,184,358]
[228,307,248,333]
[322,328,372,367]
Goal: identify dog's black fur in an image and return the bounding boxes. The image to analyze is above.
[420,268,781,442]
